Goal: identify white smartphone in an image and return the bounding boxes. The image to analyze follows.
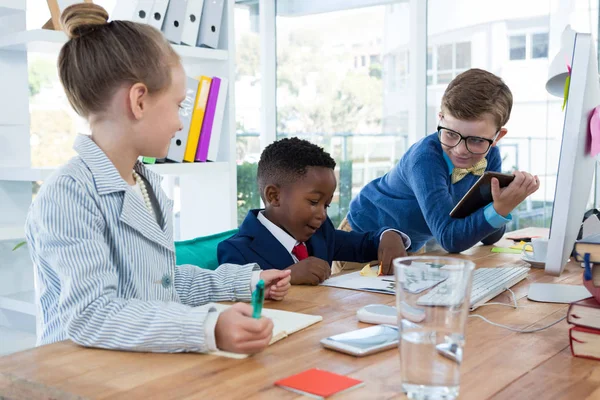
[320,324,399,357]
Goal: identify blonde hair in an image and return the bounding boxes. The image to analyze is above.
[441,68,513,128]
[58,3,180,118]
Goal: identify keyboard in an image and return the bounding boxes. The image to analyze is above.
[416,267,530,310]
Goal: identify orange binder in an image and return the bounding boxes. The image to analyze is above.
[183,76,212,162]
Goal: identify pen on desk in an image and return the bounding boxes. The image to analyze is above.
[252,279,265,319]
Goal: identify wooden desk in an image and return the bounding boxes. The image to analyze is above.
[1,231,598,400]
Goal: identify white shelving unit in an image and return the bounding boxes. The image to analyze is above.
[0,29,229,62]
[0,0,237,355]
[0,0,25,17]
[0,162,230,182]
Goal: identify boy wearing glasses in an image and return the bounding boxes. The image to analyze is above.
[342,68,539,258]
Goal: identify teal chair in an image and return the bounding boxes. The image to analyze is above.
[174,228,239,270]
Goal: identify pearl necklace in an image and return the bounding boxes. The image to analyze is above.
[132,170,155,219]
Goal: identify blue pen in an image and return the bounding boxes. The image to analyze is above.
[252,279,265,319]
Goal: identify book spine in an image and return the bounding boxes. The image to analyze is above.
[570,326,600,361]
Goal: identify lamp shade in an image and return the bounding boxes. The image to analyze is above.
[546,25,576,97]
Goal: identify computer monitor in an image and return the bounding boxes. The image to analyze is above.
[527,31,600,303]
[545,32,600,276]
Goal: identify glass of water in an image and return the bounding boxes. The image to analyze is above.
[394,256,475,400]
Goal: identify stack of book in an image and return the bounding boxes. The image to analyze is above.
[569,234,600,360]
[568,297,600,360]
[574,234,600,300]
[142,75,229,165]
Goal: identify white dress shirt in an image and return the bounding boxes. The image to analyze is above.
[256,211,411,263]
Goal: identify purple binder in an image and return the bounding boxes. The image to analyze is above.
[194,77,221,162]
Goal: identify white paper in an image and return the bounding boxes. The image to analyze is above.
[323,264,448,295]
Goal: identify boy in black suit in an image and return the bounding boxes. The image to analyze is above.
[218,138,410,285]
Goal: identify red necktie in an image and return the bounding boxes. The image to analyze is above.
[292,243,309,261]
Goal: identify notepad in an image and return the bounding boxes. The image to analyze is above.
[275,368,364,399]
[209,304,323,359]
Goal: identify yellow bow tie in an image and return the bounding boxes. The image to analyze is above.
[451,158,487,184]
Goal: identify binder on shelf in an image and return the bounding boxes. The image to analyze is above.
[132,0,154,24]
[162,0,187,44]
[180,0,204,47]
[142,157,156,164]
[183,76,212,162]
[206,77,228,162]
[149,0,170,30]
[194,77,219,162]
[197,0,225,49]
[166,76,199,163]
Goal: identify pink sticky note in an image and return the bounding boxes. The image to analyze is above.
[590,106,600,157]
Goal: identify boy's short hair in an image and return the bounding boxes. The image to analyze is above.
[441,68,513,128]
[257,138,336,201]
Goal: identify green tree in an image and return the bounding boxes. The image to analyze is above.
[236,33,260,82]
[29,58,55,97]
[275,28,382,134]
[237,162,260,224]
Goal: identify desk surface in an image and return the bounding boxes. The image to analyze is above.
[1,229,598,400]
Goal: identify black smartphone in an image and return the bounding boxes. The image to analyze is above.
[449,172,515,218]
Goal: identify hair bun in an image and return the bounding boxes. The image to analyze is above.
[61,3,109,39]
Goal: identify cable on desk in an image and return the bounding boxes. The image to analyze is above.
[468,287,567,333]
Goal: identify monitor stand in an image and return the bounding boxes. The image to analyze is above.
[527,283,591,303]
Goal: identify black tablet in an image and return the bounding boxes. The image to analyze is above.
[449,172,515,218]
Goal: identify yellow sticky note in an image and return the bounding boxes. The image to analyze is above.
[491,247,523,254]
[509,241,532,252]
[562,75,571,111]
[360,264,378,277]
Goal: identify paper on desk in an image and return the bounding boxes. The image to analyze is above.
[590,106,600,156]
[208,304,322,359]
[323,264,448,295]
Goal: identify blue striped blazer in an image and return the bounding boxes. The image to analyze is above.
[25,135,257,353]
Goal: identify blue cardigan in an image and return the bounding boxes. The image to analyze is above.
[347,133,507,253]
[218,209,386,270]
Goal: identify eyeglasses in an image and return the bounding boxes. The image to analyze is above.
[437,125,499,155]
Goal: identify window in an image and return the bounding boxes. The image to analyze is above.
[235,3,262,224]
[531,33,549,59]
[509,32,549,61]
[455,42,471,69]
[426,42,471,86]
[386,54,397,90]
[426,47,433,70]
[437,44,453,70]
[276,3,412,227]
[428,1,599,231]
[509,35,527,60]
